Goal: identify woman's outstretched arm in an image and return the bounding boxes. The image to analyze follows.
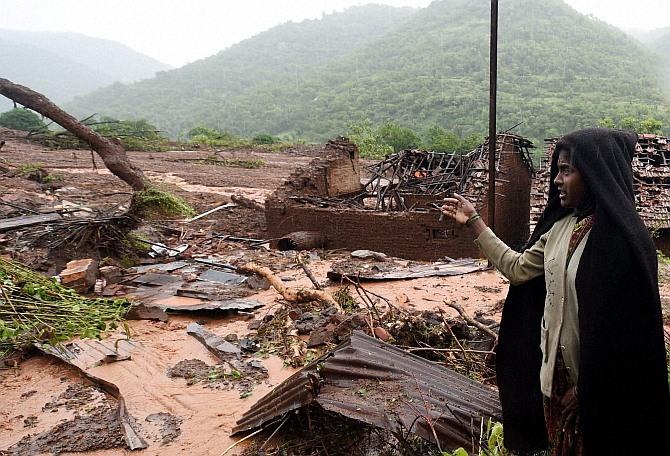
[442,194,546,285]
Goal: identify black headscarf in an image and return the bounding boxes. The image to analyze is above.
[496,128,669,453]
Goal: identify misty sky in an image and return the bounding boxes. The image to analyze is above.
[1,0,669,67]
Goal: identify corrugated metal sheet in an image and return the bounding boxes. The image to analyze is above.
[37,342,147,450]
[233,331,501,451]
[328,258,482,281]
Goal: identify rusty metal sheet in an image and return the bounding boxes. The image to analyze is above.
[328,258,483,281]
[232,331,501,451]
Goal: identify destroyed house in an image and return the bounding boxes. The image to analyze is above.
[531,134,670,254]
[265,135,535,261]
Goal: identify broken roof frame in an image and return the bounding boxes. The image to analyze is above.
[532,134,670,230]
[286,134,535,214]
[233,331,502,452]
[361,134,534,212]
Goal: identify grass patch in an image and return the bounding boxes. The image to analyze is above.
[16,162,45,176]
[121,230,153,254]
[131,187,196,218]
[183,155,265,169]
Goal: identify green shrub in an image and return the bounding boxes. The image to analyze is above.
[187,125,251,148]
[131,187,195,218]
[0,108,47,132]
[378,121,421,152]
[189,155,265,168]
[442,419,509,456]
[423,125,462,153]
[597,116,663,135]
[16,162,45,176]
[92,117,168,151]
[347,119,393,158]
[252,133,278,144]
[348,119,481,158]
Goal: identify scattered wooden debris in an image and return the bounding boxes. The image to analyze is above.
[238,262,338,307]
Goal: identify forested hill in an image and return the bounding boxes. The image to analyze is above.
[67,0,670,142]
[0,30,170,111]
[66,4,417,136]
[650,32,670,64]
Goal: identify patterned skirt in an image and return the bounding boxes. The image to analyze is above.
[542,351,583,456]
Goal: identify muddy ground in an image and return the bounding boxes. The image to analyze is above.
[1,129,669,456]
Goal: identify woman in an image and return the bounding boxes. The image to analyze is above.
[441,128,668,454]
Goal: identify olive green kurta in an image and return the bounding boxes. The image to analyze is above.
[475,215,590,397]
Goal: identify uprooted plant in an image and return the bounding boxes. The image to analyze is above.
[0,257,131,358]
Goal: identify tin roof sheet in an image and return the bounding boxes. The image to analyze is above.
[233,331,501,450]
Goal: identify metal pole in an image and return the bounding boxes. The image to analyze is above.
[488,0,498,232]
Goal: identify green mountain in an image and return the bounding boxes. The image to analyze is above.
[627,27,670,93]
[66,4,417,137]
[0,29,170,111]
[67,0,670,142]
[627,26,670,44]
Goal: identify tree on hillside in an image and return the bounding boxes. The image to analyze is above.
[0,78,148,191]
[597,116,664,135]
[0,108,47,132]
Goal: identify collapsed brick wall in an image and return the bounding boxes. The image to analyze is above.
[275,137,362,198]
[266,136,533,261]
[266,205,479,261]
[479,144,532,250]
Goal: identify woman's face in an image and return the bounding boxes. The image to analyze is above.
[554,149,586,208]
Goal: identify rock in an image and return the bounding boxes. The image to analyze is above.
[99,266,122,284]
[307,325,336,347]
[224,333,239,343]
[373,326,391,342]
[351,250,388,261]
[246,274,271,290]
[247,319,262,330]
[125,304,169,322]
[59,259,98,292]
[239,338,259,353]
[248,359,265,370]
[287,309,302,320]
[321,306,338,317]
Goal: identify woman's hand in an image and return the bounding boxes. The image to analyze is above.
[441,193,477,225]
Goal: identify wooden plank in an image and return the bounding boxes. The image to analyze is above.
[0,213,62,231]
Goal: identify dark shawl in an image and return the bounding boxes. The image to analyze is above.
[496,128,669,453]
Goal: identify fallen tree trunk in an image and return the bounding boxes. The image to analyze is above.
[0,78,149,191]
